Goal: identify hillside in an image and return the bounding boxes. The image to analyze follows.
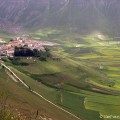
[0,0,120,34]
[0,29,120,120]
[0,66,81,120]
[0,0,120,120]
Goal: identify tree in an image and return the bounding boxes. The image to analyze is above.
[45,47,51,57]
[39,53,47,61]
[14,47,34,57]
[109,81,115,87]
[33,49,40,57]
[14,46,51,61]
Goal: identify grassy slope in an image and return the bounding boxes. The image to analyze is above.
[6,62,120,120]
[0,68,81,120]
[6,65,102,120]
[1,29,120,120]
[28,29,120,120]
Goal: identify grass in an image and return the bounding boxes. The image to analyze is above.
[68,90,120,120]
[0,68,81,120]
[0,67,102,120]
[1,28,120,120]
[5,59,119,120]
[3,61,103,119]
[57,91,102,120]
[7,57,103,91]
[31,30,120,120]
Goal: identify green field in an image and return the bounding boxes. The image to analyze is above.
[0,68,82,120]
[1,29,120,120]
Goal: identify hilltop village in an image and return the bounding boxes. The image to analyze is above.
[0,37,58,58]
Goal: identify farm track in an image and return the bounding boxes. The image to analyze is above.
[6,70,19,82]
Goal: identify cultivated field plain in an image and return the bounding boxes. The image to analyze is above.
[0,29,120,120]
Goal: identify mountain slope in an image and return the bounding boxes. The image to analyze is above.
[0,0,120,34]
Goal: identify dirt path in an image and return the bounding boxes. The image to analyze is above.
[6,70,18,82]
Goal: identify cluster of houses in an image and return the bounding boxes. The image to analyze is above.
[0,37,46,58]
